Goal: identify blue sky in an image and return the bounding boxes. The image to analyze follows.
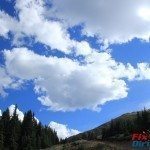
[0,0,150,138]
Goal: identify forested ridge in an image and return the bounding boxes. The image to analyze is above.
[66,108,150,142]
[102,108,150,140]
[0,105,59,150]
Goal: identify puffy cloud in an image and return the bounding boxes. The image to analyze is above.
[51,0,150,46]
[9,104,24,121]
[0,67,11,96]
[49,121,80,139]
[3,47,150,111]
[74,41,93,56]
[0,67,21,97]
[8,104,39,123]
[0,11,17,37]
[0,0,73,52]
[0,0,96,56]
[1,0,150,52]
[137,63,150,80]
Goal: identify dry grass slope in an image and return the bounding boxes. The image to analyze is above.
[42,140,132,150]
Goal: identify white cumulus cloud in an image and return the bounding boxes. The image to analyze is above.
[1,0,150,54]
[51,0,150,46]
[74,41,93,56]
[0,0,95,56]
[0,0,73,53]
[49,121,80,139]
[9,104,24,121]
[0,67,21,97]
[3,47,150,112]
[8,104,39,123]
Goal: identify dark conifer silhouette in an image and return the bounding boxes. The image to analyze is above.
[0,106,59,149]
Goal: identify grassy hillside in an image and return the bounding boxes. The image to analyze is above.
[42,109,150,150]
[66,111,138,142]
[44,140,132,150]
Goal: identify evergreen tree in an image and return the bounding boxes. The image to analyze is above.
[135,111,142,131]
[1,108,11,148]
[141,108,149,130]
[0,107,59,149]
[0,122,4,149]
[20,110,34,149]
[9,105,21,150]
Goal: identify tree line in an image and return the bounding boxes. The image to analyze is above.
[0,105,59,150]
[102,108,150,140]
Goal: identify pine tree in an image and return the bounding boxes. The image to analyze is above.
[36,122,42,149]
[0,122,4,149]
[135,111,141,131]
[9,105,21,150]
[20,110,34,149]
[0,107,59,149]
[1,108,11,148]
[142,108,149,130]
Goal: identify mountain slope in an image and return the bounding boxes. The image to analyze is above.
[45,140,132,150]
[66,109,149,142]
[42,109,150,150]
